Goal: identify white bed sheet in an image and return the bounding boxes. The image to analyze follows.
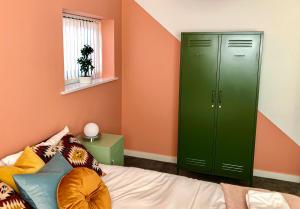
[101,164,226,209]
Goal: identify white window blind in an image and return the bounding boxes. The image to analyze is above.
[63,14,102,85]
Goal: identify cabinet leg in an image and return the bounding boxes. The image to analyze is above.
[176,166,180,175]
[249,177,253,187]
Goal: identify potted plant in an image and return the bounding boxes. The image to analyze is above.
[77,45,95,84]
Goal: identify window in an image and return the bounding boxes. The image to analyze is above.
[63,13,102,85]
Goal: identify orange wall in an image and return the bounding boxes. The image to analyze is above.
[122,0,300,176]
[255,113,300,176]
[122,0,180,156]
[1,0,299,176]
[0,0,122,157]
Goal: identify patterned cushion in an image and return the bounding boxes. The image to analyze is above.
[32,135,103,176]
[0,181,30,209]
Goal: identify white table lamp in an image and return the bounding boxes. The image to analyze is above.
[84,123,100,141]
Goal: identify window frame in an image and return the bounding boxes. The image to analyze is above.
[62,13,102,86]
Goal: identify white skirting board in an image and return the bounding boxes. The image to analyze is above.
[125,149,177,163]
[253,169,300,183]
[124,149,300,183]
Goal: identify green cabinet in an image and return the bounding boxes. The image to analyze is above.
[79,134,124,166]
[178,32,263,183]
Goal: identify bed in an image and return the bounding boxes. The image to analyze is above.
[1,129,299,209]
[101,164,226,209]
[101,164,300,209]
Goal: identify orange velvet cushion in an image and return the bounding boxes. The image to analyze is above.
[57,167,111,209]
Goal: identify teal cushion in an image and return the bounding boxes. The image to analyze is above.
[13,152,73,209]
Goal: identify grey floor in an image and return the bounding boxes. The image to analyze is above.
[124,156,300,196]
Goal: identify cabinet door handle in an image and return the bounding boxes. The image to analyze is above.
[211,90,216,108]
[218,90,223,108]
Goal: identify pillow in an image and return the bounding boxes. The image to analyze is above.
[0,160,6,166]
[1,151,23,166]
[1,126,69,166]
[42,126,69,146]
[0,147,45,191]
[57,167,111,209]
[14,153,73,209]
[0,180,31,209]
[32,134,103,176]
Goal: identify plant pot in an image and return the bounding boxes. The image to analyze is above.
[79,76,92,84]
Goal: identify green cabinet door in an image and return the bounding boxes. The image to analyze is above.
[214,34,262,181]
[178,34,219,173]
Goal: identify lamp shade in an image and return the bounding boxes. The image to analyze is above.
[84,123,99,137]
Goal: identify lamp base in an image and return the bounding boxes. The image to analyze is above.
[82,135,100,142]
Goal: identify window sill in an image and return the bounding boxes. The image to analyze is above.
[61,77,118,95]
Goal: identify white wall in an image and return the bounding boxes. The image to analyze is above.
[135,0,300,146]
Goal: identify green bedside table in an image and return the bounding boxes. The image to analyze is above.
[78,133,124,166]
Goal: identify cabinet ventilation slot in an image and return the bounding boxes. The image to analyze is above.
[185,158,206,167]
[221,163,244,173]
[186,40,212,47]
[228,40,253,47]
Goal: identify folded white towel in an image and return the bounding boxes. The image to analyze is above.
[246,190,290,209]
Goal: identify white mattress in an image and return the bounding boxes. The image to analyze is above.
[101,164,226,209]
